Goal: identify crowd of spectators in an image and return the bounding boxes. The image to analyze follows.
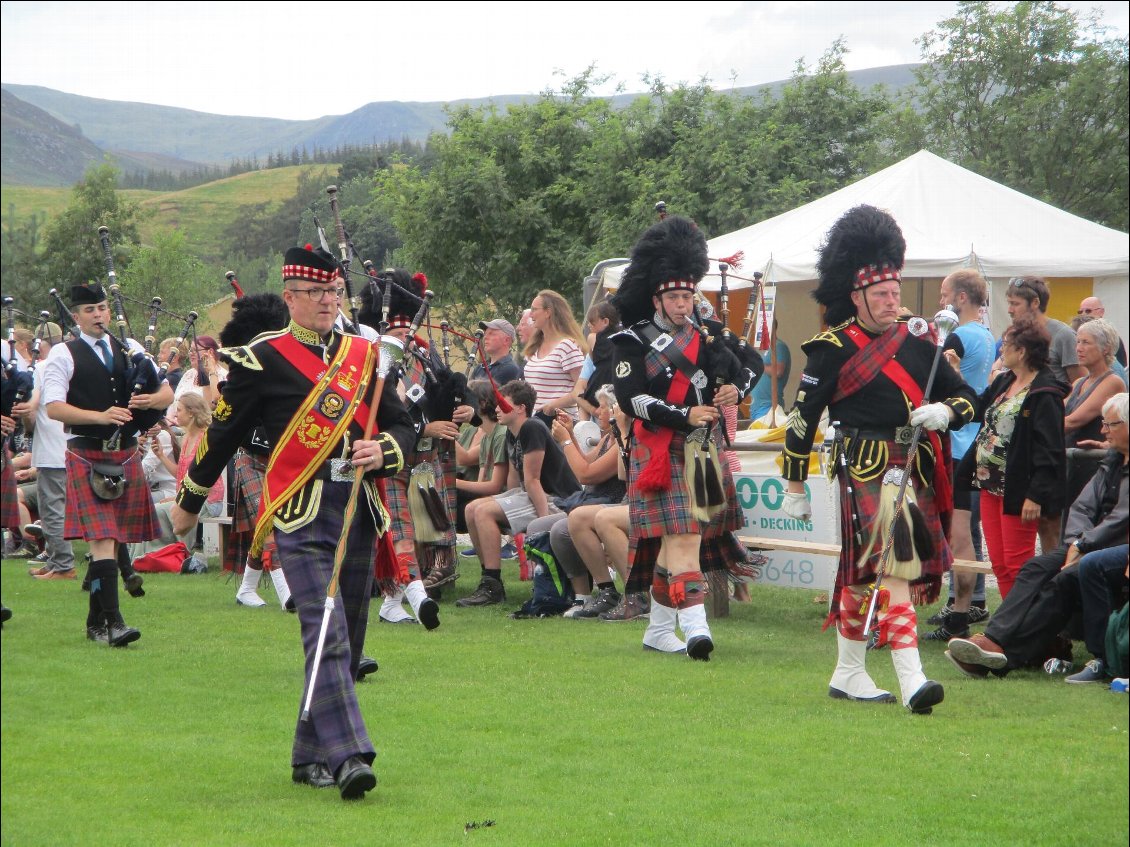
[3,276,1127,684]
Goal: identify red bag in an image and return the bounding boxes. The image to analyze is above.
[133,541,191,573]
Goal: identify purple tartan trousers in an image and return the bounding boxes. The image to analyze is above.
[274,479,378,775]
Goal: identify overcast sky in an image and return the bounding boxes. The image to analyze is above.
[2,1,1126,120]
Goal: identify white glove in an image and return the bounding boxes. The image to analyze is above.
[782,492,812,521]
[910,402,952,432]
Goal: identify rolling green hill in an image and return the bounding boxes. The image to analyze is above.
[1,164,339,264]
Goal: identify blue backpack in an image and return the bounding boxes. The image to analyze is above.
[513,531,574,617]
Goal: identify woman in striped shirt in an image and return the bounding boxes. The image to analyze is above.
[522,290,588,425]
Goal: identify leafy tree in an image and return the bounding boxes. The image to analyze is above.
[1,206,47,316]
[912,0,1129,230]
[120,229,224,343]
[39,162,143,296]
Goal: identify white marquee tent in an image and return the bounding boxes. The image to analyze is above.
[599,150,1129,403]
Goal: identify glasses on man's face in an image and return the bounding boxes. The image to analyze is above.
[1100,419,1125,430]
[288,286,345,303]
[1078,308,1098,315]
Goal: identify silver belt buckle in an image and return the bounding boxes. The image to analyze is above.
[329,458,353,482]
[687,426,709,445]
[894,426,914,444]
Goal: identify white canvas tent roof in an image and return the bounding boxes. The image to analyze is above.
[701,149,1128,283]
[603,149,1128,285]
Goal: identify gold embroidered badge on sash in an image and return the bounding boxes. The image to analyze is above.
[297,416,332,449]
[213,397,233,421]
[320,392,345,419]
[336,367,358,392]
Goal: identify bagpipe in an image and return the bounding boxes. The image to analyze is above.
[312,185,510,417]
[92,226,203,447]
[2,298,36,451]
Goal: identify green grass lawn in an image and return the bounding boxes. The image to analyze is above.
[2,555,1127,846]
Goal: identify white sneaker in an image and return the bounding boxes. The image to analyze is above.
[563,596,589,619]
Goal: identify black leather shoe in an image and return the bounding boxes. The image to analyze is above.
[86,624,109,643]
[123,570,145,598]
[908,680,945,715]
[292,762,335,788]
[107,621,141,647]
[336,756,377,800]
[356,656,379,682]
[417,598,440,631]
[284,597,296,613]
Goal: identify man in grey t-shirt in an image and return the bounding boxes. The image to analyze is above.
[1000,275,1082,552]
[1004,276,1085,385]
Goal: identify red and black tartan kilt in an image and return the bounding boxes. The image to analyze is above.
[1,451,19,528]
[386,445,436,547]
[225,450,277,571]
[63,445,159,542]
[628,430,700,538]
[625,446,743,594]
[834,439,949,606]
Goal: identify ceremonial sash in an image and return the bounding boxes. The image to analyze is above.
[251,333,375,555]
[836,323,953,521]
[634,330,700,492]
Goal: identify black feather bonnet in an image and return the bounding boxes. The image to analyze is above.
[358,268,426,331]
[813,205,906,326]
[219,293,288,348]
[612,215,709,327]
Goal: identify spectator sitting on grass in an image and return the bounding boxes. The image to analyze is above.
[947,392,1129,684]
[458,379,580,608]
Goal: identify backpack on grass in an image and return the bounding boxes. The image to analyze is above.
[512,531,574,618]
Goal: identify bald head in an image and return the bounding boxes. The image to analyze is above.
[1078,296,1104,317]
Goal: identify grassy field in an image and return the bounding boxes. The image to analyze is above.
[1,164,339,260]
[2,554,1127,846]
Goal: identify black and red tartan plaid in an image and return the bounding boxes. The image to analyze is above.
[63,446,159,542]
[833,439,947,608]
[225,450,276,572]
[625,454,744,593]
[385,466,416,547]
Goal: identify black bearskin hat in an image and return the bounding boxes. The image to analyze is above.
[611,215,709,327]
[813,205,906,327]
[358,268,425,331]
[219,293,288,348]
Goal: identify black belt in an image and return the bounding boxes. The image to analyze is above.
[837,426,914,445]
[69,435,138,451]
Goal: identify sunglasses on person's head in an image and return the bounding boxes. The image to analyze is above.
[1007,278,1036,294]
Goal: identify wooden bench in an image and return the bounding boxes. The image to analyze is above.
[738,535,993,575]
[201,514,233,559]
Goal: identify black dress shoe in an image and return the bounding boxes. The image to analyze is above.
[292,762,335,788]
[86,624,109,643]
[336,756,377,800]
[123,571,145,598]
[417,598,441,631]
[107,621,141,647]
[356,656,379,681]
[284,597,296,613]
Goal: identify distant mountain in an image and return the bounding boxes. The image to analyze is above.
[1,88,104,186]
[1,65,921,186]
